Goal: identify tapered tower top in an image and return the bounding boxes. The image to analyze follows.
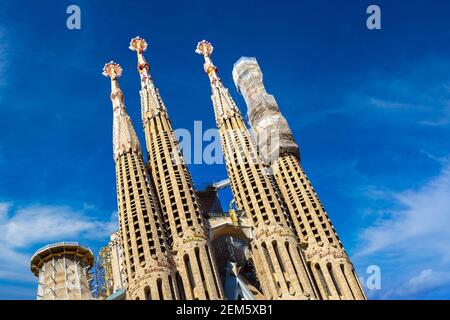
[232,57,300,162]
[129,36,148,52]
[102,61,141,160]
[195,40,219,81]
[195,40,242,124]
[129,36,168,117]
[102,61,122,79]
[129,36,151,73]
[195,40,213,57]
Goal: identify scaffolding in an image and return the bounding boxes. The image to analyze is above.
[30,242,94,300]
[91,246,114,299]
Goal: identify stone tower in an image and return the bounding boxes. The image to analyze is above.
[108,231,126,293]
[30,242,94,300]
[102,62,178,300]
[195,40,317,300]
[129,37,224,300]
[232,57,366,300]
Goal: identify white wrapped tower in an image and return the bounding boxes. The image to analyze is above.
[232,57,299,164]
[233,58,366,300]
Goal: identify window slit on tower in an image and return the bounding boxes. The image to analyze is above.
[175,272,186,300]
[272,241,290,293]
[340,264,356,299]
[261,242,279,294]
[285,242,303,293]
[184,254,196,297]
[352,268,365,297]
[327,263,342,297]
[168,275,176,299]
[307,261,322,299]
[272,241,286,273]
[261,243,275,273]
[195,247,209,299]
[157,278,164,300]
[144,286,151,300]
[315,263,331,298]
[206,245,220,296]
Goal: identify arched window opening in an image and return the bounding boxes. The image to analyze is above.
[315,263,331,298]
[157,278,164,300]
[341,264,355,299]
[144,286,151,300]
[327,263,342,297]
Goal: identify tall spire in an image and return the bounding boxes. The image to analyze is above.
[232,57,299,164]
[102,61,178,300]
[129,37,167,118]
[102,61,141,161]
[195,40,219,85]
[129,37,224,300]
[196,40,317,300]
[232,57,367,300]
[195,40,241,122]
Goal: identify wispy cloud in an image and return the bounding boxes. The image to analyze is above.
[355,160,450,259]
[384,269,450,298]
[0,202,117,285]
[368,97,417,110]
[1,204,116,247]
[299,57,450,130]
[354,157,450,299]
[419,103,450,127]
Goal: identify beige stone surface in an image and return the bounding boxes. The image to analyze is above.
[30,242,94,300]
[233,57,366,300]
[103,62,178,300]
[130,37,224,300]
[197,41,317,300]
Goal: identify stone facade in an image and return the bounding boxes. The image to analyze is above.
[129,37,224,300]
[232,57,366,300]
[30,242,94,300]
[196,41,317,300]
[30,41,366,301]
[109,231,127,292]
[103,62,178,300]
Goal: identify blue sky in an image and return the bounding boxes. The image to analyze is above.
[0,0,449,299]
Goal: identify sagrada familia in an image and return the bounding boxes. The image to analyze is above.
[29,37,366,300]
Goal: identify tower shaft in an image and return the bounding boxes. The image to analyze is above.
[103,62,178,300]
[196,41,317,300]
[108,231,127,293]
[232,57,366,300]
[273,154,366,299]
[30,243,94,300]
[130,38,224,300]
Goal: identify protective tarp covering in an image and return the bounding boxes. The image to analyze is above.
[233,57,299,165]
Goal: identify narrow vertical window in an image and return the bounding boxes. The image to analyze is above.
[327,263,342,297]
[315,263,331,298]
[144,286,151,300]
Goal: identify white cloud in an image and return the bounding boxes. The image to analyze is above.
[1,204,116,247]
[355,161,450,260]
[419,102,450,127]
[0,202,11,220]
[354,159,450,298]
[368,97,417,109]
[382,269,450,298]
[0,202,117,284]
